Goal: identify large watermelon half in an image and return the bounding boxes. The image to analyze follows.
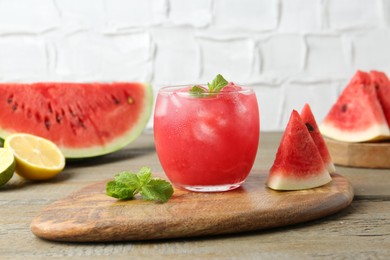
[266,110,332,191]
[0,82,153,158]
[320,71,390,142]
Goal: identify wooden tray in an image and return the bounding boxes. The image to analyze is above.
[30,172,353,242]
[325,138,390,168]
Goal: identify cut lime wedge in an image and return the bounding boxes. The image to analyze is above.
[0,148,15,187]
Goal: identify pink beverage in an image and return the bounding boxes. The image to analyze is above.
[154,83,260,192]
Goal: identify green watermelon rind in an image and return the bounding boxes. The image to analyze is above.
[0,83,154,159]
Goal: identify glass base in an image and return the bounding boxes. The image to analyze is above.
[179,181,244,192]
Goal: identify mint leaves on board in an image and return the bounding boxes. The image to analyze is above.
[190,74,228,96]
[106,167,174,203]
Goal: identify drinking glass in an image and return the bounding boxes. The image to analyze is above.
[154,85,260,192]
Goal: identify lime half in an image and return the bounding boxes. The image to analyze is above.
[0,148,15,187]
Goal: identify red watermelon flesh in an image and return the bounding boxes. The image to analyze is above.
[266,110,332,191]
[370,70,390,127]
[300,103,336,173]
[320,71,390,142]
[0,82,153,158]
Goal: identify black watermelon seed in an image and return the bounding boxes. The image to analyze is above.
[35,113,41,122]
[78,118,86,129]
[305,122,315,132]
[27,109,32,118]
[44,117,51,130]
[111,95,120,105]
[48,103,53,113]
[56,113,62,124]
[7,95,13,104]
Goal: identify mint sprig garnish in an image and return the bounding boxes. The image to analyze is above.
[208,74,228,93]
[190,74,228,96]
[106,167,174,203]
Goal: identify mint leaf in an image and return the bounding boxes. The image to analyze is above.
[137,167,152,186]
[208,74,228,93]
[106,167,174,203]
[189,85,207,97]
[114,171,140,187]
[106,180,137,200]
[140,179,174,203]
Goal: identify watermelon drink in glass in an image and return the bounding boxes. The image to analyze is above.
[154,75,260,192]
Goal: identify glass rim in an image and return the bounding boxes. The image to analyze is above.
[158,84,254,95]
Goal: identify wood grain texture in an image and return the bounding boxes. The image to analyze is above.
[1,133,389,259]
[30,173,353,242]
[325,138,390,168]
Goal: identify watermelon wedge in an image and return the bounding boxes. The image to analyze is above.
[266,110,332,191]
[370,70,390,127]
[320,71,390,142]
[300,103,336,173]
[0,82,153,158]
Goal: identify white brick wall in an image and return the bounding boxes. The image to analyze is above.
[0,0,389,131]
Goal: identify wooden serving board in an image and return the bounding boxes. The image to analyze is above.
[31,172,353,242]
[325,138,390,168]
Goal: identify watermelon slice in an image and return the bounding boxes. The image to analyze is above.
[0,82,153,158]
[266,110,332,191]
[370,70,390,127]
[320,71,390,142]
[300,103,336,173]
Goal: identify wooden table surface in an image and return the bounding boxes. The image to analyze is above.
[1,132,389,259]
